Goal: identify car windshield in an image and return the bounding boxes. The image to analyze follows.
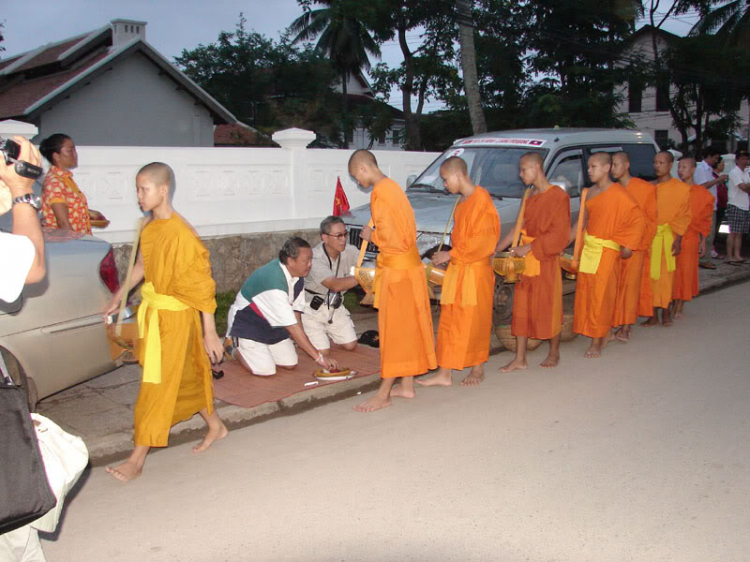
[409,146,548,199]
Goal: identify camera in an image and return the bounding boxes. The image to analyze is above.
[0,139,44,180]
[329,292,343,309]
[310,295,325,310]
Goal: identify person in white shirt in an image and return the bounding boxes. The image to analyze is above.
[0,137,45,302]
[301,216,360,355]
[725,150,750,264]
[0,139,49,562]
[693,148,728,264]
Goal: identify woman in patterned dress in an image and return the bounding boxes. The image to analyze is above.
[39,134,106,234]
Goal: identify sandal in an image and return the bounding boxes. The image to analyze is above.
[699,261,717,269]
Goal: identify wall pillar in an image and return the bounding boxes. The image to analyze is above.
[271,128,316,221]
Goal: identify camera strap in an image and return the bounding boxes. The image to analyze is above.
[322,246,341,309]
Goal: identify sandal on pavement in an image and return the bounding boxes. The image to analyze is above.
[699,261,717,269]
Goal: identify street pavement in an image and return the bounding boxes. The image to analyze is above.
[40,280,750,562]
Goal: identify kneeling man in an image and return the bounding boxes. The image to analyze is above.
[302,216,359,354]
[227,237,337,375]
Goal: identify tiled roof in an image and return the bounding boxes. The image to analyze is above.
[0,55,22,72]
[0,52,109,119]
[214,123,276,147]
[15,38,83,72]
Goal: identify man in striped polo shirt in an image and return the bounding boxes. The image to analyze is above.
[227,237,338,375]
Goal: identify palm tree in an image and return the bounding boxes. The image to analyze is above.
[690,0,750,45]
[290,0,381,146]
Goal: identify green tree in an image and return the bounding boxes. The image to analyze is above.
[691,0,750,44]
[290,0,381,146]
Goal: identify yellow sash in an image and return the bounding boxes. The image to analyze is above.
[578,232,621,274]
[650,224,675,280]
[137,282,190,384]
[440,257,491,306]
[373,247,422,308]
[519,232,541,277]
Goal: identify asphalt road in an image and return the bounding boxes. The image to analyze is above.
[42,282,750,562]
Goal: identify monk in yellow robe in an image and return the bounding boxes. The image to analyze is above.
[573,153,645,358]
[348,150,437,412]
[673,157,715,318]
[499,152,570,372]
[643,151,692,327]
[104,162,227,481]
[611,151,658,342]
[416,156,499,387]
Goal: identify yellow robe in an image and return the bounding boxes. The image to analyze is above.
[436,186,500,370]
[371,178,437,379]
[651,178,691,309]
[135,214,217,447]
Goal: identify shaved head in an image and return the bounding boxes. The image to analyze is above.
[589,152,612,166]
[678,156,696,167]
[348,149,378,169]
[657,150,675,163]
[520,152,544,168]
[440,156,468,176]
[137,162,175,199]
[613,151,630,163]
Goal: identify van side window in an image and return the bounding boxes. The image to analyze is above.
[548,154,584,197]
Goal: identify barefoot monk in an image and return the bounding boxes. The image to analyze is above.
[642,151,691,328]
[348,150,437,412]
[498,152,570,372]
[103,163,228,481]
[672,157,714,319]
[417,157,499,388]
[611,151,657,342]
[573,153,644,358]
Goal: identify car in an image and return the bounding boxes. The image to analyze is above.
[344,128,660,330]
[0,183,123,410]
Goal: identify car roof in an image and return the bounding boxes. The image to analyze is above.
[452,128,655,149]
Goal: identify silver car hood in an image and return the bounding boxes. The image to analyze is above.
[343,191,523,234]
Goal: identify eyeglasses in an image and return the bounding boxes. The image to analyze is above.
[324,231,348,239]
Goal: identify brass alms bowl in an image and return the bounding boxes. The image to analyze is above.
[493,252,526,283]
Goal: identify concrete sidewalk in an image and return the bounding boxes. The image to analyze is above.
[36,260,750,465]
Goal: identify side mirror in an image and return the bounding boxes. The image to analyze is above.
[406,174,417,188]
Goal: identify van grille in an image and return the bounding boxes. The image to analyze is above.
[348,227,379,255]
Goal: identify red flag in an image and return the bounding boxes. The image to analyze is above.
[333,177,350,216]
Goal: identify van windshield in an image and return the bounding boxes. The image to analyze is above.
[409,146,548,199]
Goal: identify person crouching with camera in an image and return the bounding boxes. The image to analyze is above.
[301,216,360,355]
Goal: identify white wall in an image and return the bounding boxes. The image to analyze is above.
[71,129,439,244]
[35,53,215,147]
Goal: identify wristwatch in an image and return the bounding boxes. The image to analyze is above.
[12,193,42,211]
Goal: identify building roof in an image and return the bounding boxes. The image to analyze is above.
[0,20,238,125]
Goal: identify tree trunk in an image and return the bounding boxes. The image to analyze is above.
[456,0,487,135]
[341,72,349,149]
[398,18,420,150]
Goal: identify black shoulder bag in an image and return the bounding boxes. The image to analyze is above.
[0,353,56,534]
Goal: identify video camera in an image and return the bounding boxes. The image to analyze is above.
[0,139,43,180]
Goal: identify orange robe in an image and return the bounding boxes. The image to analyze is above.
[371,178,437,378]
[436,186,500,370]
[511,185,570,340]
[135,214,217,447]
[613,177,658,325]
[673,184,714,301]
[651,178,691,309]
[574,184,645,338]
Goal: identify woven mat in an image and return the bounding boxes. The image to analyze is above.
[212,344,381,408]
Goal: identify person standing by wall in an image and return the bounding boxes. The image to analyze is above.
[725,150,750,264]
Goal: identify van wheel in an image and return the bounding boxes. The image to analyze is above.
[0,348,38,412]
[492,276,515,333]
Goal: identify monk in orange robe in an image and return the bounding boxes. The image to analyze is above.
[499,152,570,372]
[348,150,437,412]
[611,151,658,342]
[673,157,714,318]
[103,162,227,481]
[643,151,692,327]
[573,153,645,358]
[416,156,499,387]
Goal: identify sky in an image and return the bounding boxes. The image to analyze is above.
[1,1,700,114]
